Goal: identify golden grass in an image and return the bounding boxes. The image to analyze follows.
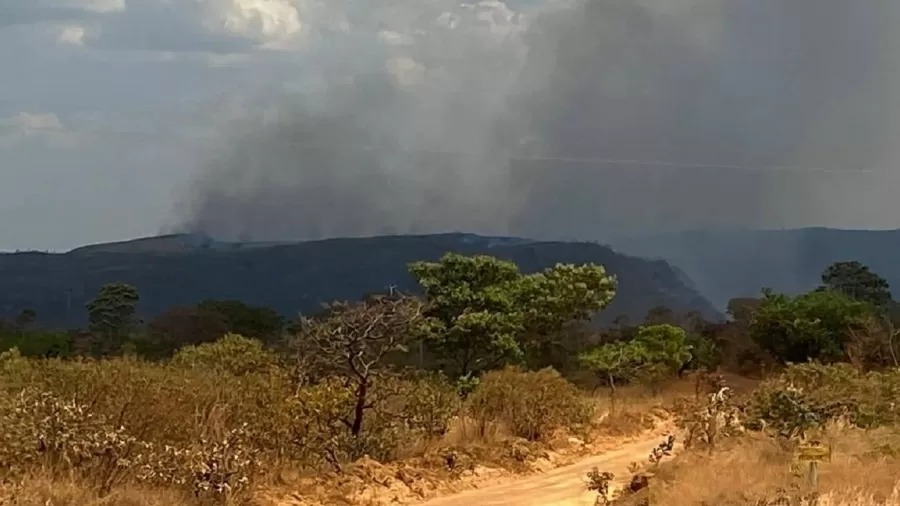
[642,425,900,506]
[0,475,192,506]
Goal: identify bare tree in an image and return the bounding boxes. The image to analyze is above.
[294,294,425,435]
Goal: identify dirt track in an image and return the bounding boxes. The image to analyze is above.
[417,436,664,506]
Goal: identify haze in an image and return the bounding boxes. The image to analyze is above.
[2,0,900,251]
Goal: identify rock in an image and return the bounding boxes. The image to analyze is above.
[629,474,650,493]
[567,436,586,446]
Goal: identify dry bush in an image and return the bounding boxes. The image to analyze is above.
[466,366,593,441]
[169,334,282,376]
[674,383,744,451]
[384,372,461,440]
[0,388,139,494]
[745,363,900,438]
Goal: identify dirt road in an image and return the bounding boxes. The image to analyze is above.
[417,437,664,506]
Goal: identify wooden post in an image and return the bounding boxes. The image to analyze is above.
[807,461,819,491]
[795,441,830,494]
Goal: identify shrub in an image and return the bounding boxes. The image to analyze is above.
[0,388,139,494]
[750,289,872,363]
[467,366,592,441]
[387,372,461,438]
[745,363,900,437]
[170,333,281,376]
[288,378,402,469]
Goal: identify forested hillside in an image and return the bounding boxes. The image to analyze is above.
[0,233,718,327]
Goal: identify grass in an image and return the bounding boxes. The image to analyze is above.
[0,343,677,506]
[12,339,896,506]
[636,427,900,506]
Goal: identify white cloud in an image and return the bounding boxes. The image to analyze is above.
[14,112,64,133]
[385,56,426,87]
[57,24,86,45]
[207,0,304,45]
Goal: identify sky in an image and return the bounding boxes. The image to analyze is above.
[2,0,900,252]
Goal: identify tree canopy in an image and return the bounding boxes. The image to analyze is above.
[750,288,873,363]
[409,253,616,377]
[820,261,892,310]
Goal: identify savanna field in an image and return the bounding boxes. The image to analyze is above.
[1,255,899,505]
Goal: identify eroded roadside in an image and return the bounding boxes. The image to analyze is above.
[263,410,676,506]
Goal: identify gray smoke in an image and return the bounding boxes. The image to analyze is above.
[174,0,900,242]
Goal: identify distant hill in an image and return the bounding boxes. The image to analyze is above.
[612,227,900,310]
[0,233,719,328]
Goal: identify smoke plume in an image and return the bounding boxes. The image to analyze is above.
[175,0,900,242]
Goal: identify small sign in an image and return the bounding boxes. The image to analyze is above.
[796,442,832,463]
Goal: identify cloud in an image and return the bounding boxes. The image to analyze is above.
[14,112,64,133]
[0,0,123,27]
[56,24,86,45]
[2,0,306,53]
[0,111,85,151]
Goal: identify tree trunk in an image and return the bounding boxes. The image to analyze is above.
[608,374,617,413]
[351,380,368,436]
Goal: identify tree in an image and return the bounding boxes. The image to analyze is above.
[821,261,892,310]
[409,254,527,377]
[629,324,693,386]
[644,306,677,325]
[579,324,691,405]
[294,294,425,436]
[726,297,763,325]
[409,253,616,377]
[85,283,140,354]
[145,305,230,358]
[197,300,285,343]
[579,340,642,407]
[749,289,872,363]
[13,309,36,330]
[514,263,618,369]
[171,333,281,376]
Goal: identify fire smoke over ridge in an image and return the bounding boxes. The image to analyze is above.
[174,0,900,242]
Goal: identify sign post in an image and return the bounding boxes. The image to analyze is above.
[795,441,832,491]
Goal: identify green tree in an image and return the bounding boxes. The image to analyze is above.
[409,253,616,377]
[579,340,642,406]
[144,305,230,358]
[197,299,285,343]
[820,261,892,309]
[683,333,722,372]
[85,283,140,354]
[514,263,618,369]
[644,305,677,325]
[579,324,691,404]
[630,324,693,386]
[726,297,763,325]
[750,289,872,363]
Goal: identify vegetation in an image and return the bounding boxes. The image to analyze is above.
[820,260,892,310]
[749,288,873,363]
[409,253,616,376]
[0,233,718,330]
[3,254,900,505]
[578,324,692,403]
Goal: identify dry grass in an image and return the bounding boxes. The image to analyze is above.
[0,475,192,506]
[639,426,900,506]
[4,345,659,506]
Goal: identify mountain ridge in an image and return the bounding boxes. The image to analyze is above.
[0,233,718,329]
